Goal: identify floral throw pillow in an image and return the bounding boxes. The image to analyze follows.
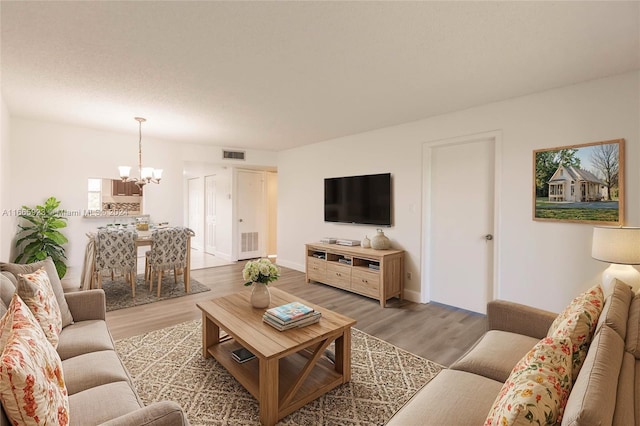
[547,284,604,381]
[484,337,573,426]
[17,267,63,349]
[0,294,70,425]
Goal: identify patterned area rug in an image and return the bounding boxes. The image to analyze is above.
[115,320,443,425]
[102,274,210,311]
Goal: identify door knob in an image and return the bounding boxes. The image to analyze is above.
[485,234,493,241]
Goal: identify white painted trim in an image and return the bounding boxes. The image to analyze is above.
[402,288,422,304]
[421,130,503,305]
[213,250,232,262]
[492,132,503,302]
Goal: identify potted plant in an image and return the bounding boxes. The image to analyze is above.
[242,258,280,308]
[14,196,68,278]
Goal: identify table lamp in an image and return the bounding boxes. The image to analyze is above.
[592,226,640,295]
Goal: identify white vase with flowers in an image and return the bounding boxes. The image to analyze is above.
[243,258,280,308]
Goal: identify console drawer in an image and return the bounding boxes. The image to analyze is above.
[351,269,380,297]
[307,258,326,282]
[326,263,351,289]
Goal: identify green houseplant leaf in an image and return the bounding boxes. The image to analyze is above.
[13,196,68,278]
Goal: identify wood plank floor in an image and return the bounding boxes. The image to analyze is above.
[106,263,488,366]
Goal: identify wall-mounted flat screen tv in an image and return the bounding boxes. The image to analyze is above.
[324,173,392,226]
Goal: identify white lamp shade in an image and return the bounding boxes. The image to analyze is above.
[141,167,154,180]
[592,226,640,265]
[153,169,163,180]
[118,166,131,179]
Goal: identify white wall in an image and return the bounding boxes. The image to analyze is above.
[4,118,278,269]
[0,97,11,260]
[277,71,640,313]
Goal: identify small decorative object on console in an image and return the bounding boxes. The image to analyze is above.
[361,236,371,248]
[336,239,360,246]
[371,229,391,250]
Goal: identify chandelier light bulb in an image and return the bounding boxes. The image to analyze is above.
[118,166,131,180]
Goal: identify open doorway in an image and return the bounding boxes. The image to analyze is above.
[184,162,277,262]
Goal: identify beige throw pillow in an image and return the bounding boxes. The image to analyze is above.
[0,294,70,425]
[17,267,63,348]
[1,257,74,327]
[547,284,604,381]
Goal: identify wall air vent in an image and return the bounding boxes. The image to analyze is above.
[241,232,259,252]
[223,150,246,160]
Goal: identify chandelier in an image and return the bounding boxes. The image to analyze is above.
[118,117,162,187]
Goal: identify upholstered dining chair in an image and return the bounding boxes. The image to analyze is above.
[145,227,195,297]
[93,227,138,298]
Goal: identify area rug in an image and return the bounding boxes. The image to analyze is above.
[102,274,210,311]
[115,320,443,425]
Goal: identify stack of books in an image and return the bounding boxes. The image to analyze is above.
[263,301,322,331]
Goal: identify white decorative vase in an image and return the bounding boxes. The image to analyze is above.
[250,282,271,308]
[371,229,390,250]
[362,235,371,248]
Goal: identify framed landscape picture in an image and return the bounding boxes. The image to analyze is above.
[533,138,625,225]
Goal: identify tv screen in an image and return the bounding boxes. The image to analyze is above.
[324,173,392,226]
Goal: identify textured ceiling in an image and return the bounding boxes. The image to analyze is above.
[1,1,639,151]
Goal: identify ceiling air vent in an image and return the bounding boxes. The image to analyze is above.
[223,150,246,160]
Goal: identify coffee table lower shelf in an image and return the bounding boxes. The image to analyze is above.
[207,339,344,421]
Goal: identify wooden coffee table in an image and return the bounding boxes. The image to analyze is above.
[196,287,356,426]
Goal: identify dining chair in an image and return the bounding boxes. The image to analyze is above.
[94,228,138,297]
[145,227,195,297]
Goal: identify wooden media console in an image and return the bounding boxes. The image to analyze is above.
[305,243,404,307]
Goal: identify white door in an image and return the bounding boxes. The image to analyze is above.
[188,177,204,250]
[204,175,217,254]
[236,169,265,260]
[266,172,278,257]
[427,136,496,314]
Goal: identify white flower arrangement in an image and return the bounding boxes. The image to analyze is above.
[242,258,280,286]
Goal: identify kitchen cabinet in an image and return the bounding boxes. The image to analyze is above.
[112,180,143,196]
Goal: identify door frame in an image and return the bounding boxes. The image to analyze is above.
[204,174,217,255]
[421,130,503,305]
[187,177,204,251]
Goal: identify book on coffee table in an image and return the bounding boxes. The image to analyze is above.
[231,347,256,363]
[264,309,317,326]
[266,301,315,322]
[263,311,322,331]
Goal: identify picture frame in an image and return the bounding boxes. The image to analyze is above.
[533,138,625,225]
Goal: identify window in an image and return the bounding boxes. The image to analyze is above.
[88,178,102,210]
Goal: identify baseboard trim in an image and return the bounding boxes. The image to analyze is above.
[212,251,232,261]
[276,259,305,273]
[403,288,421,303]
